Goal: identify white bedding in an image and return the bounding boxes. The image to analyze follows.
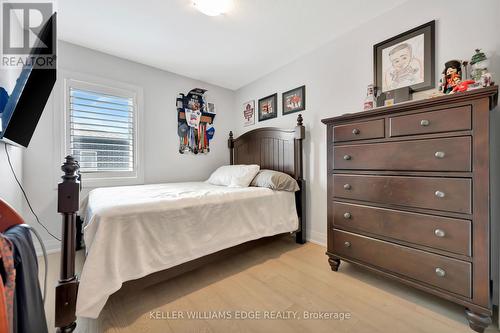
[77,182,299,318]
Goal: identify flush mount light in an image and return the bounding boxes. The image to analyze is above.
[193,0,233,16]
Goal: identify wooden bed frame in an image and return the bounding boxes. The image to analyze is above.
[54,114,306,332]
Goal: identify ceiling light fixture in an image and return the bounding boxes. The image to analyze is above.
[193,0,233,16]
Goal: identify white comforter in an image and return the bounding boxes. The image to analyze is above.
[77,182,298,318]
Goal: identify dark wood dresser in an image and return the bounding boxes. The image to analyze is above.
[322,86,498,333]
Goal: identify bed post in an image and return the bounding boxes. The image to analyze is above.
[55,156,80,333]
[294,114,306,244]
[228,131,234,165]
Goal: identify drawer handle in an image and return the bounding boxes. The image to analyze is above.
[344,241,351,248]
[343,212,352,219]
[434,229,446,238]
[343,184,352,190]
[343,154,352,160]
[420,119,430,126]
[434,151,446,159]
[352,128,360,135]
[435,190,445,198]
[435,267,446,277]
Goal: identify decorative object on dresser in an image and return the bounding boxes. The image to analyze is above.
[439,59,463,94]
[363,84,376,110]
[322,86,498,333]
[470,49,495,89]
[377,86,412,107]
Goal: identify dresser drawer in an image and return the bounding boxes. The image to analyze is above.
[389,106,471,137]
[333,174,471,214]
[333,137,471,172]
[331,230,471,297]
[333,119,384,142]
[332,202,471,255]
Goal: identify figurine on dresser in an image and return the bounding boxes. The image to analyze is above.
[470,49,494,88]
[439,60,463,94]
[438,50,495,95]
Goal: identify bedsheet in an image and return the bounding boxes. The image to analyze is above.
[77,182,298,318]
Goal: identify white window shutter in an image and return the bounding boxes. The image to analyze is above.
[69,88,135,173]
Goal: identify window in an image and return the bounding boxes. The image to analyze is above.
[63,76,143,187]
[69,88,134,172]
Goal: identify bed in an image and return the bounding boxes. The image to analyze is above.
[55,115,306,332]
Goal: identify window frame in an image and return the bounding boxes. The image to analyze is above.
[60,71,144,188]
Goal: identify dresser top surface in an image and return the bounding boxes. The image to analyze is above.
[321,86,498,124]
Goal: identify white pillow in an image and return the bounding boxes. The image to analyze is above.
[250,170,300,192]
[207,164,260,187]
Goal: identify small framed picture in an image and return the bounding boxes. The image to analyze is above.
[242,100,255,127]
[282,85,305,115]
[374,20,435,93]
[207,102,216,113]
[258,93,278,122]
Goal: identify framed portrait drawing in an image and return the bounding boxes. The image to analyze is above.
[243,100,255,127]
[374,20,435,93]
[258,93,278,122]
[282,85,305,115]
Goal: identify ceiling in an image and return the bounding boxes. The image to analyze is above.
[58,0,407,90]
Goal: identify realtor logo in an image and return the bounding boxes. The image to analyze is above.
[1,1,56,68]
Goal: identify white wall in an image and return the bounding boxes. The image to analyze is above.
[1,65,24,213]
[0,143,23,212]
[22,41,235,251]
[234,0,500,245]
[0,66,23,239]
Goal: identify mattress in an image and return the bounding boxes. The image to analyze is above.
[77,182,299,318]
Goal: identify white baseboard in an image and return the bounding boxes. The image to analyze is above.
[307,230,326,247]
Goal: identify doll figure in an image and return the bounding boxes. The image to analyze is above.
[452,80,476,93]
[440,60,462,94]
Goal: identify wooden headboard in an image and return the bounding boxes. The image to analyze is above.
[228,114,306,245]
[228,114,305,181]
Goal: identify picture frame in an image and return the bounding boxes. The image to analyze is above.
[282,85,305,115]
[242,100,255,127]
[374,20,435,93]
[258,93,278,122]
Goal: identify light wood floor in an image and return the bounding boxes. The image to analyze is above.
[40,237,500,333]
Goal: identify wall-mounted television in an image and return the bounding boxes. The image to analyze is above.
[0,12,57,148]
